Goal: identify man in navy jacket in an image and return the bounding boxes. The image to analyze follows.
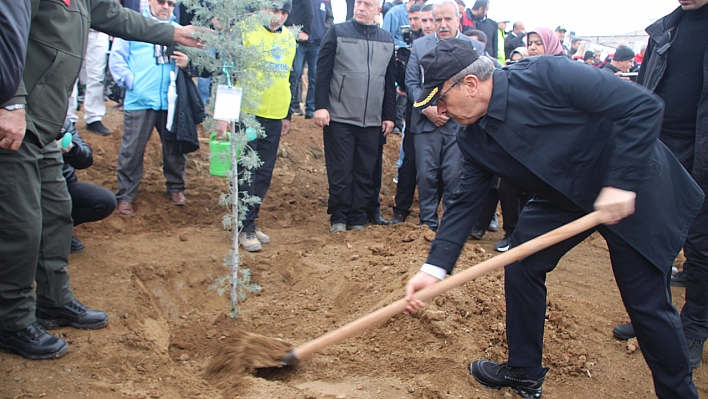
[403,38,702,399]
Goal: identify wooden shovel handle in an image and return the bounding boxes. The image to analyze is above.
[291,211,604,362]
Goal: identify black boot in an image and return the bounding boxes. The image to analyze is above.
[70,236,85,253]
[367,212,391,226]
[612,322,635,340]
[0,322,68,360]
[36,299,108,330]
[469,360,549,399]
[390,211,408,225]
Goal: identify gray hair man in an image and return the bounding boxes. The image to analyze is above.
[403,38,701,399]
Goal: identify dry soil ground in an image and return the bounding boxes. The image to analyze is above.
[1,104,706,399]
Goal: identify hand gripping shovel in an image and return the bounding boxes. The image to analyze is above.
[205,212,604,378]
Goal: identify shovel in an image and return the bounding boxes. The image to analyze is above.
[206,211,604,377]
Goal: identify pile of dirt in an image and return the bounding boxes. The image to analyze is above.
[0,104,704,399]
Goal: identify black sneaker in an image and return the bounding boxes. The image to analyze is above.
[291,108,303,116]
[687,339,704,370]
[0,322,68,360]
[86,121,111,136]
[494,236,511,252]
[36,299,108,330]
[367,212,391,226]
[671,270,687,287]
[470,227,485,240]
[612,322,635,340]
[470,360,549,399]
[70,236,85,253]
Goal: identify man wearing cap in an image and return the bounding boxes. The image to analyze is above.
[314,0,396,234]
[555,25,569,55]
[406,0,483,232]
[402,38,701,398]
[601,45,635,77]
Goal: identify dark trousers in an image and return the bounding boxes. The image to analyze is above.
[324,121,380,225]
[116,109,187,202]
[394,93,406,130]
[498,179,532,236]
[0,135,74,331]
[68,181,117,226]
[661,134,708,342]
[414,132,462,230]
[506,199,697,398]
[239,117,282,232]
[290,45,319,115]
[365,138,385,217]
[393,104,417,218]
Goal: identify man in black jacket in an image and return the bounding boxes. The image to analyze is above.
[0,0,30,107]
[612,0,708,371]
[403,38,702,399]
[503,21,525,60]
[314,0,396,234]
[284,0,313,116]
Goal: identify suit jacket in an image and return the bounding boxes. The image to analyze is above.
[426,56,704,273]
[406,34,484,135]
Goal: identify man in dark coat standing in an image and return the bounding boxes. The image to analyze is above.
[403,38,702,399]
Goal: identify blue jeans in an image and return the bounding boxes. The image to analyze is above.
[291,44,319,115]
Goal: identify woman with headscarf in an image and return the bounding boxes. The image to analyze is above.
[526,26,565,57]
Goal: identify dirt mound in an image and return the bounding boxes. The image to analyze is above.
[0,103,705,399]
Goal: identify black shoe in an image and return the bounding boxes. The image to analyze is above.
[0,323,68,360]
[488,214,499,232]
[469,360,549,399]
[70,236,85,253]
[494,236,511,252]
[305,112,314,119]
[36,299,108,330]
[671,270,687,287]
[612,322,635,340]
[687,339,704,370]
[470,228,485,240]
[291,108,303,116]
[367,213,391,226]
[390,211,407,225]
[86,121,111,136]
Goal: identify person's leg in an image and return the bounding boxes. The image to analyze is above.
[240,117,282,232]
[66,80,79,124]
[414,132,443,230]
[116,109,157,203]
[602,227,698,398]
[470,187,499,239]
[0,137,42,331]
[68,181,117,226]
[393,107,417,221]
[154,111,187,196]
[324,121,356,225]
[439,133,463,213]
[680,183,708,346]
[290,45,306,113]
[498,178,524,236]
[505,200,593,370]
[349,126,380,226]
[34,144,74,309]
[304,46,319,115]
[365,133,387,223]
[394,93,406,132]
[83,31,109,125]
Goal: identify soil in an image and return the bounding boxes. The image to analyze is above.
[1,103,706,399]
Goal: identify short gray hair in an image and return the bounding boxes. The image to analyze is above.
[432,0,460,18]
[450,56,495,83]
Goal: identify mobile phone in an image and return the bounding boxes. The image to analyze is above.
[620,72,638,82]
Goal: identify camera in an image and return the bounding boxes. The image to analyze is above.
[399,25,412,47]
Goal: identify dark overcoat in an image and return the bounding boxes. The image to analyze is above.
[426,56,704,273]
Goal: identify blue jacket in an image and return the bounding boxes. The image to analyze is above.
[109,10,180,111]
[381,4,409,48]
[426,56,704,273]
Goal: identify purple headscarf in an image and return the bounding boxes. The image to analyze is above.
[527,27,564,56]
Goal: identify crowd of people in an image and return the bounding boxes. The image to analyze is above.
[0,0,707,398]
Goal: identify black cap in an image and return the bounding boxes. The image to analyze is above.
[274,0,292,13]
[583,50,595,61]
[613,45,635,61]
[413,38,480,108]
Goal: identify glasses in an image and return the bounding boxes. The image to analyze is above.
[157,0,176,7]
[436,78,462,106]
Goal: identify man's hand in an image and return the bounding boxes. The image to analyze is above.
[382,120,394,137]
[173,26,208,48]
[403,271,441,314]
[593,186,636,225]
[0,108,26,151]
[314,109,330,127]
[170,50,189,69]
[397,87,407,97]
[281,119,291,136]
[423,106,449,127]
[297,31,309,42]
[215,119,230,138]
